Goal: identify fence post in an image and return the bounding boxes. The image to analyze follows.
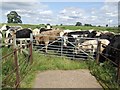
[13,34,16,49]
[13,34,20,88]
[14,48,20,88]
[117,51,120,83]
[61,37,63,56]
[96,39,101,64]
[29,33,33,64]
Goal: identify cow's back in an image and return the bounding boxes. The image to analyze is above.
[16,29,32,38]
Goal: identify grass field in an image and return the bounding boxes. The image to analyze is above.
[0,23,119,33]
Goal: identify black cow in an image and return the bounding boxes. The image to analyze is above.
[99,35,120,65]
[15,28,32,38]
[6,28,32,48]
[87,31,97,38]
[99,33,115,42]
[40,28,52,33]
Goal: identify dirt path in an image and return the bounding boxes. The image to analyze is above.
[33,69,102,88]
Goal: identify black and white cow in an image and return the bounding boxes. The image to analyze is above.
[40,28,52,33]
[99,32,115,42]
[4,28,32,48]
[63,30,91,46]
[0,25,22,32]
[99,35,120,65]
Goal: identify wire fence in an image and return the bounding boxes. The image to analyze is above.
[1,34,33,88]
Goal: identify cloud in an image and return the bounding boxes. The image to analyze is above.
[1,0,38,2]
[2,0,119,2]
[1,2,118,26]
[1,2,54,24]
[39,10,53,15]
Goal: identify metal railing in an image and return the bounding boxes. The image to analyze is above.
[1,33,33,88]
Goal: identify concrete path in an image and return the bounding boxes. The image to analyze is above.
[33,69,102,88]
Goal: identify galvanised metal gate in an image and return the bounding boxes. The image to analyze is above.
[33,35,99,60]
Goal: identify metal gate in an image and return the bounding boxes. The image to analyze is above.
[33,35,99,60]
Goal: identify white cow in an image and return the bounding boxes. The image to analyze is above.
[33,28,40,36]
[78,39,110,53]
[0,24,7,32]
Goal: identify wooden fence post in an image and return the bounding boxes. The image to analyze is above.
[117,51,120,84]
[61,37,63,56]
[96,39,101,64]
[14,48,20,88]
[29,33,33,64]
[13,35,20,88]
[13,34,16,49]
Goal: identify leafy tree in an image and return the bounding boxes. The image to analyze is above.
[60,24,63,26]
[75,22,82,26]
[7,11,22,23]
[106,24,108,27]
[84,24,92,26]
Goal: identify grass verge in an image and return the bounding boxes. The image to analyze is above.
[87,60,119,89]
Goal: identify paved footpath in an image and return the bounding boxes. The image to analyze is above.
[33,69,102,88]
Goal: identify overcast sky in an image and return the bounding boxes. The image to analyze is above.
[0,0,119,26]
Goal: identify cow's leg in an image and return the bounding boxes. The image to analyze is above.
[45,41,49,53]
[35,36,39,45]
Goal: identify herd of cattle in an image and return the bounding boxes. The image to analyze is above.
[0,24,120,65]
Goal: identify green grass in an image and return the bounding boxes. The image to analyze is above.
[88,60,119,89]
[20,51,88,88]
[2,46,88,88]
[54,25,119,33]
[1,23,119,33]
[0,23,45,29]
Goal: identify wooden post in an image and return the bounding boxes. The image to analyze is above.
[13,35,20,88]
[20,40,22,53]
[14,49,20,88]
[96,39,101,64]
[61,37,63,56]
[117,51,120,83]
[29,33,33,64]
[13,34,16,49]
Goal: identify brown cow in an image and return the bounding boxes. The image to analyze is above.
[35,28,64,53]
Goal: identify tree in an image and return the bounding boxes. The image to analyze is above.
[84,24,92,26]
[106,24,108,27]
[60,24,63,26]
[7,11,22,23]
[75,22,82,26]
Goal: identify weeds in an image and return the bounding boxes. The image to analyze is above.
[88,60,119,89]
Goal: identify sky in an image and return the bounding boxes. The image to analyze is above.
[0,0,119,26]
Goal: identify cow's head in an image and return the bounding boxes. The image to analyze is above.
[4,30,14,47]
